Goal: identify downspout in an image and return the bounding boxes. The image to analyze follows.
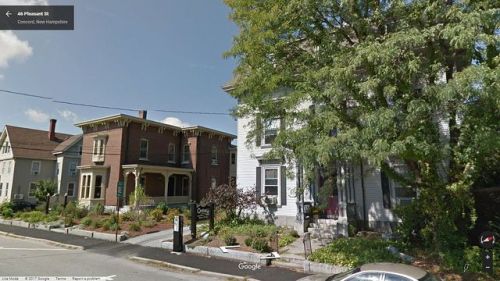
[360,159,367,230]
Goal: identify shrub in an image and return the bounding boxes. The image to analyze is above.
[255,228,267,238]
[129,222,141,232]
[166,208,181,223]
[2,208,14,218]
[64,202,88,219]
[142,220,157,228]
[91,219,102,229]
[19,211,45,223]
[252,238,270,253]
[80,217,93,227]
[102,221,111,231]
[244,237,253,247]
[0,202,14,218]
[149,208,163,222]
[156,202,168,214]
[223,234,238,246]
[91,203,105,216]
[289,229,300,238]
[109,223,120,231]
[120,211,134,222]
[64,216,75,227]
[308,237,399,267]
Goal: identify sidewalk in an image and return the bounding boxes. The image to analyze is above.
[0,224,308,281]
[123,226,190,247]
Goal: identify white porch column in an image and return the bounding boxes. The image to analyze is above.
[133,169,142,208]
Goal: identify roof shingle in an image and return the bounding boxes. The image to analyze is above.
[5,125,73,160]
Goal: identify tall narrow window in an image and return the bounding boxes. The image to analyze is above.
[29,182,37,197]
[263,119,280,145]
[263,168,279,196]
[0,183,3,197]
[139,139,149,160]
[81,175,86,198]
[211,177,217,189]
[31,161,41,175]
[4,183,7,198]
[92,137,106,162]
[85,175,91,198]
[67,183,75,197]
[68,161,77,176]
[168,143,176,163]
[182,144,190,163]
[211,145,218,165]
[231,153,236,165]
[94,175,102,199]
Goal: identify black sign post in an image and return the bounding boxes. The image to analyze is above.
[479,231,495,275]
[190,202,197,239]
[115,181,124,242]
[173,215,184,252]
[209,203,215,231]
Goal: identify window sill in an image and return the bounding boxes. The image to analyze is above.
[181,161,190,164]
[167,161,176,164]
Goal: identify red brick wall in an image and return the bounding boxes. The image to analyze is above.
[193,134,232,202]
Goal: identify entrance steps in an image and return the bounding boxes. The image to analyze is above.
[307,219,340,243]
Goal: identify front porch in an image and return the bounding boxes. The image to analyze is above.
[122,164,193,207]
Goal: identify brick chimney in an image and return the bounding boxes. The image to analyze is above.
[138,110,147,119]
[48,119,57,141]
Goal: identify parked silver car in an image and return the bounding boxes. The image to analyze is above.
[298,263,440,281]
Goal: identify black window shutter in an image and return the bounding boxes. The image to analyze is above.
[281,166,287,206]
[256,167,261,201]
[255,115,262,147]
[381,170,391,209]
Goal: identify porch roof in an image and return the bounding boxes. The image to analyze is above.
[121,164,193,175]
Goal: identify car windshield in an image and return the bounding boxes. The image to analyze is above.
[326,268,360,281]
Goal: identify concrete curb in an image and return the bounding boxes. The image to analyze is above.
[0,230,84,250]
[128,256,259,281]
[303,260,350,274]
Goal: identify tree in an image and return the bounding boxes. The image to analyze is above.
[224,0,499,255]
[202,184,257,218]
[34,180,57,202]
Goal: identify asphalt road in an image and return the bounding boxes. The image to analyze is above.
[0,235,218,281]
[0,224,309,281]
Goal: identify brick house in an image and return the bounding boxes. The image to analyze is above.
[75,111,236,208]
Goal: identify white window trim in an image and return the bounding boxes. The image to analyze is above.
[31,161,41,176]
[182,144,190,164]
[28,182,37,198]
[139,138,149,160]
[167,143,176,163]
[67,182,75,197]
[261,165,281,205]
[92,136,107,162]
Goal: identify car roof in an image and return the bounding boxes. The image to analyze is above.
[360,263,428,279]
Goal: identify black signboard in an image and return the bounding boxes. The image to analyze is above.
[196,205,210,220]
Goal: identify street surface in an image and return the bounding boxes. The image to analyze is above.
[0,235,218,281]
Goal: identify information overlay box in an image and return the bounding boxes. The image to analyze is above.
[0,5,74,30]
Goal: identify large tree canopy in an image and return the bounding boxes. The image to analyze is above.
[225,0,499,252]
